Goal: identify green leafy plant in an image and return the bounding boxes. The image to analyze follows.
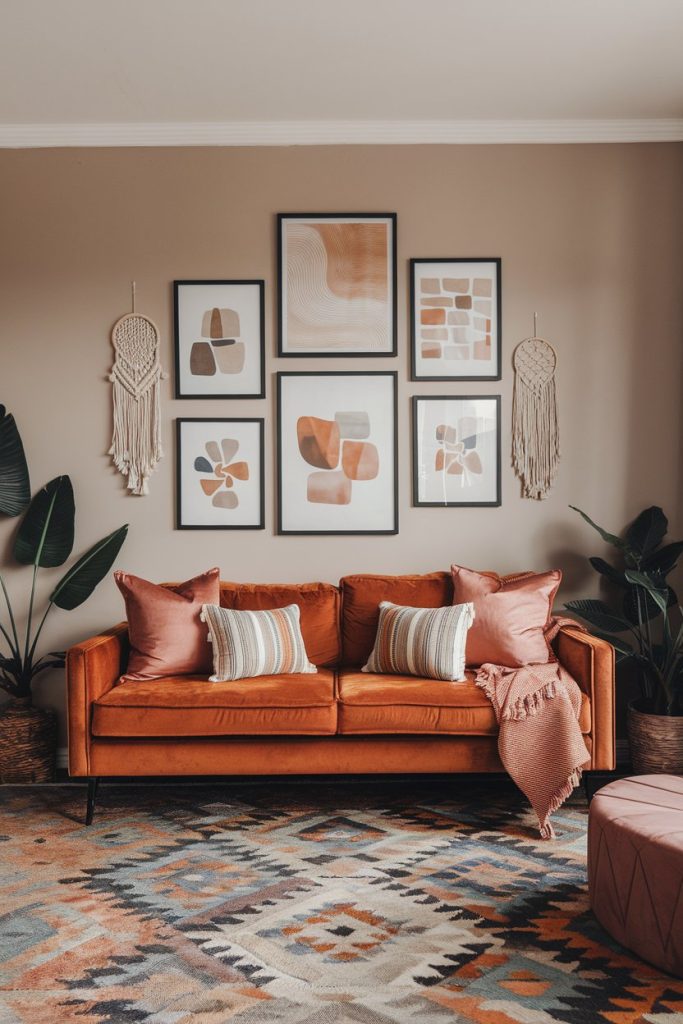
[566,505,683,716]
[0,405,128,702]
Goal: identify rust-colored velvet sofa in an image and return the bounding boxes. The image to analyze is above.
[67,573,615,823]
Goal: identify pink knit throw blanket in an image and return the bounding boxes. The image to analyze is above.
[475,619,591,839]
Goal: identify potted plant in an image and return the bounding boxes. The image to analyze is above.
[0,404,128,782]
[566,504,683,773]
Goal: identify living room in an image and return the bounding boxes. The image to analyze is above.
[1,1,682,1021]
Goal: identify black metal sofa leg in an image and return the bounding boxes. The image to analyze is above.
[85,777,99,826]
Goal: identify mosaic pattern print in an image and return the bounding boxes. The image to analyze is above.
[1,780,683,1023]
[190,307,246,377]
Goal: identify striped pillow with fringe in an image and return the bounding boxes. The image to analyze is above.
[201,603,317,681]
[362,601,475,681]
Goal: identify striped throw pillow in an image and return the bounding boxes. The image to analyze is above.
[362,601,475,681]
[201,603,317,681]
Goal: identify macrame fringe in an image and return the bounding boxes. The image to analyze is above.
[512,373,560,500]
[109,378,163,496]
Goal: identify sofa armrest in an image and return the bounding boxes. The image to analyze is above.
[556,625,615,770]
[66,623,129,776]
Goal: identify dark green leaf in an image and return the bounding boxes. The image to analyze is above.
[643,541,683,578]
[624,571,669,615]
[623,586,675,625]
[570,506,626,549]
[564,599,632,634]
[625,506,668,557]
[0,407,30,516]
[50,525,128,611]
[588,557,629,588]
[14,476,75,567]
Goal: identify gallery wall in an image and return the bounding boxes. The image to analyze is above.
[1,142,682,739]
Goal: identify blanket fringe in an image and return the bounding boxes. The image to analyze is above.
[503,680,558,721]
[538,768,582,840]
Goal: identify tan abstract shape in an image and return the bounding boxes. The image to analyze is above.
[200,479,223,496]
[205,441,221,463]
[421,297,453,307]
[226,461,249,481]
[448,311,469,325]
[190,341,216,376]
[315,223,388,302]
[455,296,473,310]
[474,299,492,314]
[307,470,352,505]
[221,439,239,464]
[421,328,448,340]
[213,341,245,375]
[474,340,491,360]
[447,458,465,475]
[202,307,241,339]
[436,424,457,444]
[473,278,493,297]
[212,490,239,509]
[335,412,370,440]
[342,441,379,481]
[422,342,442,359]
[474,317,487,332]
[465,451,483,473]
[444,346,469,359]
[420,278,440,293]
[297,416,340,469]
[450,327,468,343]
[443,278,470,293]
[421,308,446,326]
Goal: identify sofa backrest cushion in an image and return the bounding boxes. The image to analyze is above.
[219,581,341,668]
[340,572,453,667]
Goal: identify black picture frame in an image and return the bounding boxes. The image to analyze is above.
[412,395,501,507]
[277,371,399,535]
[176,417,265,530]
[277,213,398,357]
[410,258,502,381]
[174,280,266,399]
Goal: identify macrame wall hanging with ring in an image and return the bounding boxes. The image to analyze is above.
[512,313,560,501]
[108,282,167,496]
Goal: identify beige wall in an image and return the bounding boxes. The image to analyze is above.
[1,144,682,741]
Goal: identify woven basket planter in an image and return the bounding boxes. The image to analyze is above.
[0,698,57,783]
[627,699,683,775]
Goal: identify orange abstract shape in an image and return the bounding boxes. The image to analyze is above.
[297,416,340,469]
[307,470,351,505]
[421,307,446,325]
[200,479,223,496]
[465,451,483,473]
[315,222,388,302]
[342,441,379,481]
[226,461,249,481]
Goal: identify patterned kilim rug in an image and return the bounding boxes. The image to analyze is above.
[1,778,682,1024]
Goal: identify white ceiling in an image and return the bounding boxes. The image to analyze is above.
[2,0,683,144]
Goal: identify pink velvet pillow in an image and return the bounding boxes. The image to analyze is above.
[115,567,220,679]
[451,564,561,668]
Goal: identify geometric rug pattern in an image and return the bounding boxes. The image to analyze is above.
[1,778,683,1023]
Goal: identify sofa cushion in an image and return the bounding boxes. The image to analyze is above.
[92,670,337,737]
[340,572,453,666]
[337,670,591,735]
[219,581,340,668]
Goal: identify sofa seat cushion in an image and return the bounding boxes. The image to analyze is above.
[338,670,591,735]
[92,670,337,737]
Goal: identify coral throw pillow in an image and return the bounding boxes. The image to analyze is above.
[115,567,220,679]
[451,564,561,668]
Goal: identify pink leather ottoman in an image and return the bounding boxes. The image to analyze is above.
[588,775,683,978]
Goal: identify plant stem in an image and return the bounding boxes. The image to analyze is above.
[27,602,53,668]
[23,563,38,679]
[0,573,20,658]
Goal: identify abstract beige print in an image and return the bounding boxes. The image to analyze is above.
[284,221,391,352]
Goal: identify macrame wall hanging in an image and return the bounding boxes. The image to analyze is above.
[108,283,167,496]
[512,314,560,500]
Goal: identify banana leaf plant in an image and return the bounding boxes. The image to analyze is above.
[0,404,128,702]
[565,505,683,716]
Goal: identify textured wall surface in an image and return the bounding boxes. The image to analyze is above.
[1,143,682,737]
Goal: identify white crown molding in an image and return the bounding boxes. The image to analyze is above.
[1,119,683,148]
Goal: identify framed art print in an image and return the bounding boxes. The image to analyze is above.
[174,280,265,398]
[410,259,501,380]
[176,418,265,529]
[278,372,398,534]
[412,395,501,507]
[278,213,397,356]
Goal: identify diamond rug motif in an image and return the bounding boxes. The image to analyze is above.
[0,779,682,1023]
